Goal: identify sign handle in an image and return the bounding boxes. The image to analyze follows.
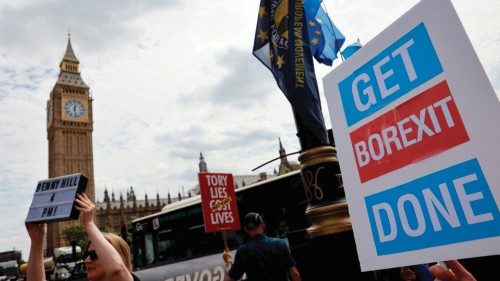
[222,231,228,249]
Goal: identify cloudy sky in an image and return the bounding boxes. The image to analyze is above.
[0,0,498,259]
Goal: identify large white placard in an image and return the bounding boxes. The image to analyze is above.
[323,0,500,271]
[26,173,88,223]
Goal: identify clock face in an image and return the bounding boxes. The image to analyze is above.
[64,100,85,118]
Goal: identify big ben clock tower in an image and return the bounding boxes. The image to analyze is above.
[46,33,95,253]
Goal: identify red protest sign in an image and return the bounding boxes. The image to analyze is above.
[198,172,240,233]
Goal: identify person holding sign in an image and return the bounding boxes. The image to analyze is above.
[429,260,476,281]
[400,264,433,281]
[222,212,301,281]
[26,193,139,281]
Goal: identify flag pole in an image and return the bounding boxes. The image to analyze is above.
[222,230,228,249]
[252,0,350,237]
[251,0,357,279]
[295,1,350,237]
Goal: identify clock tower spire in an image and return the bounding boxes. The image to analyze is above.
[60,32,81,72]
[46,33,95,254]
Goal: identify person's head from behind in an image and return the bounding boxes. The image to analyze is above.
[243,212,264,236]
[84,232,132,281]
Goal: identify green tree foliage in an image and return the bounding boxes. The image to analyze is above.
[62,224,88,251]
[124,218,136,245]
[101,225,119,235]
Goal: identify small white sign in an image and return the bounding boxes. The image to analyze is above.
[26,173,88,223]
[323,0,500,271]
[152,218,160,230]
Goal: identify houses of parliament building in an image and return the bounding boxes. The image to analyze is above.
[94,143,299,236]
[46,35,299,248]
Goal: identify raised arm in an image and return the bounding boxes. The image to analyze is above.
[26,223,46,281]
[76,193,132,281]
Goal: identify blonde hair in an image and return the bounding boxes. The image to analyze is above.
[102,232,133,272]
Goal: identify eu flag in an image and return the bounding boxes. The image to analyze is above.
[253,0,328,149]
[341,39,362,60]
[304,0,345,66]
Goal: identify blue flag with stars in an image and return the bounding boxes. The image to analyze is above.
[304,0,345,66]
[341,39,362,60]
[253,0,329,149]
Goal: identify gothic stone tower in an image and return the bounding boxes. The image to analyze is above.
[46,34,95,253]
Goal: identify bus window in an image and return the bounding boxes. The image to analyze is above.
[144,233,155,265]
[172,232,189,259]
[186,225,224,257]
[133,232,144,268]
[157,229,175,262]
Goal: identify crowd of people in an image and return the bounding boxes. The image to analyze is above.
[25,197,478,281]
